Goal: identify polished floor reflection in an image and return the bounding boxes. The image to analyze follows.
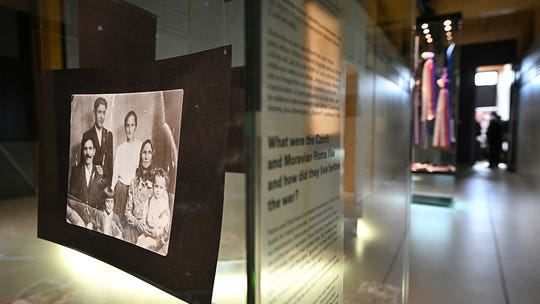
[410,163,540,304]
[0,173,248,304]
[1,172,406,304]
[3,164,538,303]
[343,181,408,304]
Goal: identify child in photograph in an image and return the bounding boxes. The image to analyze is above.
[98,188,123,238]
[67,187,123,238]
[137,168,171,254]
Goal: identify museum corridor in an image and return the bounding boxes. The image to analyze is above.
[1,164,539,303]
[410,164,540,304]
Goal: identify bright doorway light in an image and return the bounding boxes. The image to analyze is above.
[475,71,498,86]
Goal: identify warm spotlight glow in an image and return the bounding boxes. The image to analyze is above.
[421,23,429,29]
[59,246,245,303]
[446,31,452,37]
[443,20,452,26]
[447,36,452,40]
[60,247,180,300]
[425,34,432,39]
[427,38,433,43]
[444,25,452,31]
[211,261,247,303]
[355,218,376,256]
[304,1,341,136]
[423,28,430,34]
[356,219,375,240]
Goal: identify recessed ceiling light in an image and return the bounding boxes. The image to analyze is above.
[421,23,429,29]
[427,38,433,43]
[444,25,452,31]
[426,34,432,39]
[423,28,430,34]
[443,20,452,26]
[446,31,452,36]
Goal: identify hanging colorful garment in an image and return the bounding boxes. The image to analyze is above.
[445,44,456,146]
[421,120,428,149]
[421,57,435,122]
[413,81,421,145]
[433,87,450,148]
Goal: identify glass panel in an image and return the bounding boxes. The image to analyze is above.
[3,0,415,302]
[247,0,413,303]
[344,2,412,303]
[412,13,462,207]
[34,1,246,303]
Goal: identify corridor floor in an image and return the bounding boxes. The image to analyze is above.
[2,164,538,303]
[410,163,540,304]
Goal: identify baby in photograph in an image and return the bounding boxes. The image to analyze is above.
[137,168,172,254]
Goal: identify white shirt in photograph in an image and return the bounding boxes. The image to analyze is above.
[112,139,142,187]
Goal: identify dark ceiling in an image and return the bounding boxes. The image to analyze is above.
[372,0,540,58]
[1,0,539,59]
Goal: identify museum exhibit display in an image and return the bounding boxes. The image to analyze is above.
[248,0,345,302]
[38,46,232,303]
[411,13,462,206]
[246,0,412,303]
[2,0,414,303]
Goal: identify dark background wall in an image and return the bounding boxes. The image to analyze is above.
[0,6,38,200]
[475,85,497,107]
[0,6,37,142]
[458,40,516,165]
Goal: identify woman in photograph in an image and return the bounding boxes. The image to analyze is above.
[123,139,156,243]
[112,111,142,224]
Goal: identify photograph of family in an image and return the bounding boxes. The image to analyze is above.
[66,89,183,256]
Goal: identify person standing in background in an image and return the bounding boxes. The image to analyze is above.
[487,112,503,168]
[112,111,142,224]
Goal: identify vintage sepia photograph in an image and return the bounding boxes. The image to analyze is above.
[66,89,183,256]
[39,46,231,302]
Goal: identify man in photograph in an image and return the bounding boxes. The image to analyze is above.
[68,137,107,210]
[82,97,113,186]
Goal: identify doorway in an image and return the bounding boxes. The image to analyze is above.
[473,64,514,169]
